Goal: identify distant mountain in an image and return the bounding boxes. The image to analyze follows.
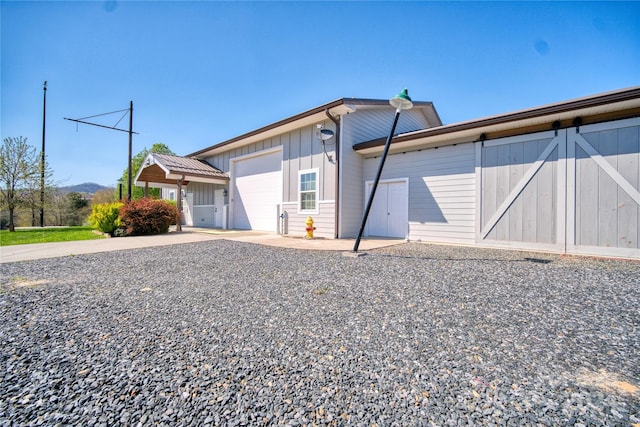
[59,182,112,194]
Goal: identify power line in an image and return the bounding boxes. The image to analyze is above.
[64,102,137,200]
[76,108,129,121]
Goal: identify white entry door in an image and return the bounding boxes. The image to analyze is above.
[365,179,408,238]
[214,189,225,227]
[183,192,194,226]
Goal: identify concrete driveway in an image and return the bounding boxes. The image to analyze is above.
[0,228,405,263]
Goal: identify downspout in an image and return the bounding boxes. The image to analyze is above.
[326,109,340,239]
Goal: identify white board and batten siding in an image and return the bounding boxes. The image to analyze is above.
[280,201,335,238]
[190,188,227,228]
[362,143,476,244]
[188,182,215,228]
[345,108,432,146]
[206,121,337,233]
[478,117,639,259]
[205,121,335,205]
[339,108,431,238]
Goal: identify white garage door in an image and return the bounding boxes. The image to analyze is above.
[232,149,282,231]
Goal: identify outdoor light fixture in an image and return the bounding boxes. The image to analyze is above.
[316,125,335,162]
[353,88,413,253]
[389,88,414,110]
[319,128,335,140]
[117,178,124,201]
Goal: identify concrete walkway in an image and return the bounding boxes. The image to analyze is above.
[0,228,405,263]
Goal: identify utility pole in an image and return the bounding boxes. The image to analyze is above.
[40,81,47,227]
[65,102,138,201]
[128,101,133,201]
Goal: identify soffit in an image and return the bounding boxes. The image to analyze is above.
[354,87,640,155]
[188,99,438,159]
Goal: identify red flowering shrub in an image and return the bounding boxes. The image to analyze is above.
[119,198,179,236]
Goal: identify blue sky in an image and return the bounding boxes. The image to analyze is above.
[2,1,638,186]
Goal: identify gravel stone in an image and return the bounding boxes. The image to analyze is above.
[1,240,638,425]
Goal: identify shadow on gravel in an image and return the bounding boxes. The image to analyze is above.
[371,253,554,264]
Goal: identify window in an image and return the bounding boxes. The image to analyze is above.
[168,190,176,201]
[299,169,318,213]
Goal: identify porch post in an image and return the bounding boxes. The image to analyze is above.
[176,178,183,232]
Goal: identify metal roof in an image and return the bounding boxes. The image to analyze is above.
[189,98,440,158]
[135,153,228,187]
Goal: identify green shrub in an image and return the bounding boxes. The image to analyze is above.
[119,198,179,236]
[88,202,123,234]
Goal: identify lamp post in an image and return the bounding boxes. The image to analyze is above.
[353,88,413,253]
[40,81,47,227]
[127,101,133,201]
[117,178,123,201]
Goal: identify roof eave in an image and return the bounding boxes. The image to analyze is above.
[189,98,348,158]
[189,98,437,158]
[165,173,228,184]
[354,87,640,155]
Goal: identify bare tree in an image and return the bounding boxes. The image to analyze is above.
[46,189,67,226]
[0,137,42,231]
[91,187,117,205]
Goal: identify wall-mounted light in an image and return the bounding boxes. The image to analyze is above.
[316,124,335,162]
[223,189,228,197]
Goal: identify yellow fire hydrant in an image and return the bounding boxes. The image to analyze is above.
[305,216,315,239]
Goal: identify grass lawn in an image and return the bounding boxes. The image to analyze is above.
[0,227,106,246]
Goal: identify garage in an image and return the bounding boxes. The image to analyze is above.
[231,148,282,231]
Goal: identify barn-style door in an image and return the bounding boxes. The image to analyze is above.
[478,117,639,259]
[566,118,639,258]
[479,129,566,252]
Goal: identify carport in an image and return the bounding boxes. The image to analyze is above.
[134,153,229,230]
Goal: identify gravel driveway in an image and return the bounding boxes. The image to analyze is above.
[1,241,639,426]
